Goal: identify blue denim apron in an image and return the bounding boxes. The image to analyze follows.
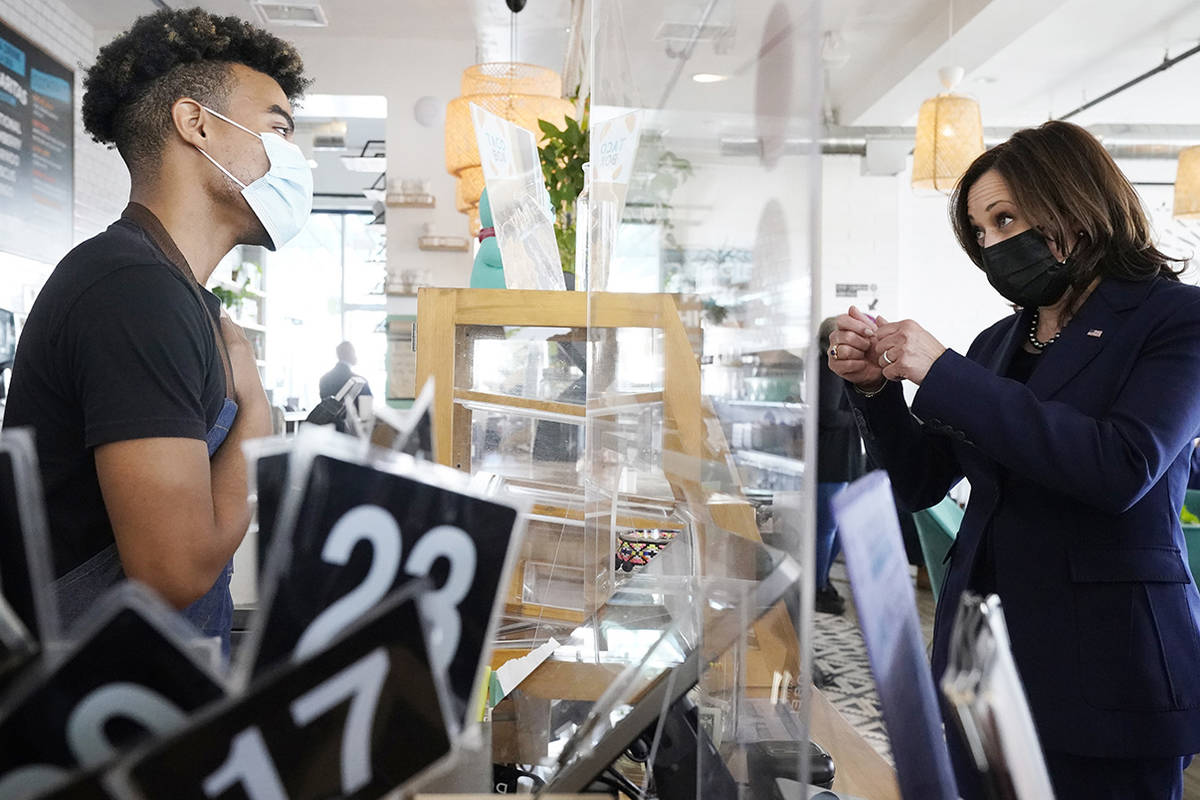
[53,398,239,660]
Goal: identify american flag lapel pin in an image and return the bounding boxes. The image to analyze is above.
[1087,329,1103,338]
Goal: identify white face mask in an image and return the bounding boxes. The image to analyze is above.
[195,105,313,251]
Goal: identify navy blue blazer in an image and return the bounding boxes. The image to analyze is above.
[848,276,1200,759]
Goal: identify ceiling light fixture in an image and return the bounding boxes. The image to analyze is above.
[444,63,572,234]
[912,1,985,194]
[911,65,984,194]
[692,73,729,84]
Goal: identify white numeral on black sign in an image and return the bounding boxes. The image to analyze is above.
[201,648,389,800]
[202,727,287,800]
[405,525,476,672]
[0,764,70,800]
[289,648,387,795]
[0,682,188,798]
[292,505,475,675]
[67,683,187,765]
[294,506,401,661]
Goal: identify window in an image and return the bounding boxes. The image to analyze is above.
[265,212,386,409]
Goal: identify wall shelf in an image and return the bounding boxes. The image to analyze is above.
[387,192,436,208]
[418,235,469,252]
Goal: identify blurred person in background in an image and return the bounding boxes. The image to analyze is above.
[814,317,864,615]
[318,340,373,405]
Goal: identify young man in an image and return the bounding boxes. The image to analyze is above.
[2,9,312,655]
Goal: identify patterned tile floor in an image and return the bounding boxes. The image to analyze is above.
[813,608,892,762]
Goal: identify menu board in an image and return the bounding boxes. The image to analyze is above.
[0,17,73,264]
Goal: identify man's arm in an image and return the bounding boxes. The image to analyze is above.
[94,315,272,608]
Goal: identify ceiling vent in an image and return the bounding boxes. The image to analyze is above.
[250,2,329,28]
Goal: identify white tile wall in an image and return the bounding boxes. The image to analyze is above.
[819,155,901,322]
[819,154,1009,355]
[0,0,129,255]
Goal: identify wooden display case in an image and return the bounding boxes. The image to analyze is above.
[414,288,800,690]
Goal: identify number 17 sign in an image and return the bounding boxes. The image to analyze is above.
[118,584,449,800]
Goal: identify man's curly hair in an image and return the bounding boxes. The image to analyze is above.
[82,7,311,175]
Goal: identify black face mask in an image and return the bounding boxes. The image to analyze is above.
[980,228,1073,308]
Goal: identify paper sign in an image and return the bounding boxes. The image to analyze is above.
[586,109,642,291]
[831,471,958,800]
[470,104,565,290]
[121,587,451,800]
[0,584,227,800]
[241,431,523,728]
[590,109,641,195]
[492,636,559,701]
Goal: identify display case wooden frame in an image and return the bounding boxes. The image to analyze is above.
[414,288,799,688]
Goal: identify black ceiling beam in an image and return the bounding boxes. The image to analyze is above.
[1057,41,1200,122]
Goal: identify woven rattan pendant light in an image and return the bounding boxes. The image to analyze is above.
[912,65,984,194]
[444,62,573,233]
[1173,145,1200,220]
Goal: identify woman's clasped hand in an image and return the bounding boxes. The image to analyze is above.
[826,305,947,387]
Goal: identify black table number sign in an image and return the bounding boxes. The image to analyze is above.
[0,584,227,800]
[0,429,60,642]
[122,586,451,800]
[244,442,522,726]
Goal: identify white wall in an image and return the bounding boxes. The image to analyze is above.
[820,154,1197,359]
[0,0,129,318]
[818,156,901,328]
[893,161,1014,355]
[819,155,1012,357]
[284,33,478,294]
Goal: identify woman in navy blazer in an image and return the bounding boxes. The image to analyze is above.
[828,121,1200,798]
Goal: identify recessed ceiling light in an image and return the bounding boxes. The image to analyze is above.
[692,73,729,84]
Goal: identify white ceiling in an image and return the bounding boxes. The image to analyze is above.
[824,0,1200,128]
[78,0,479,42]
[74,0,1200,132]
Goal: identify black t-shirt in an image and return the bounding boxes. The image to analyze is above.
[2,215,226,579]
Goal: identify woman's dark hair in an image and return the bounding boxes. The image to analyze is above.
[950,120,1182,314]
[83,7,311,175]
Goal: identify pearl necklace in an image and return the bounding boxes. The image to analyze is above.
[1028,309,1062,351]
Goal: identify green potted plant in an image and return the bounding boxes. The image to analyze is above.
[211,262,257,315]
[538,113,589,287]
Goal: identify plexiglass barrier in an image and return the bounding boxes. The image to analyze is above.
[414,1,821,794]
[581,0,821,794]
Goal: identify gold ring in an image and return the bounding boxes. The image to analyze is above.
[883,350,895,365]
[830,345,839,360]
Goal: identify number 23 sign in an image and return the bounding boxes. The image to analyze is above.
[241,441,523,728]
